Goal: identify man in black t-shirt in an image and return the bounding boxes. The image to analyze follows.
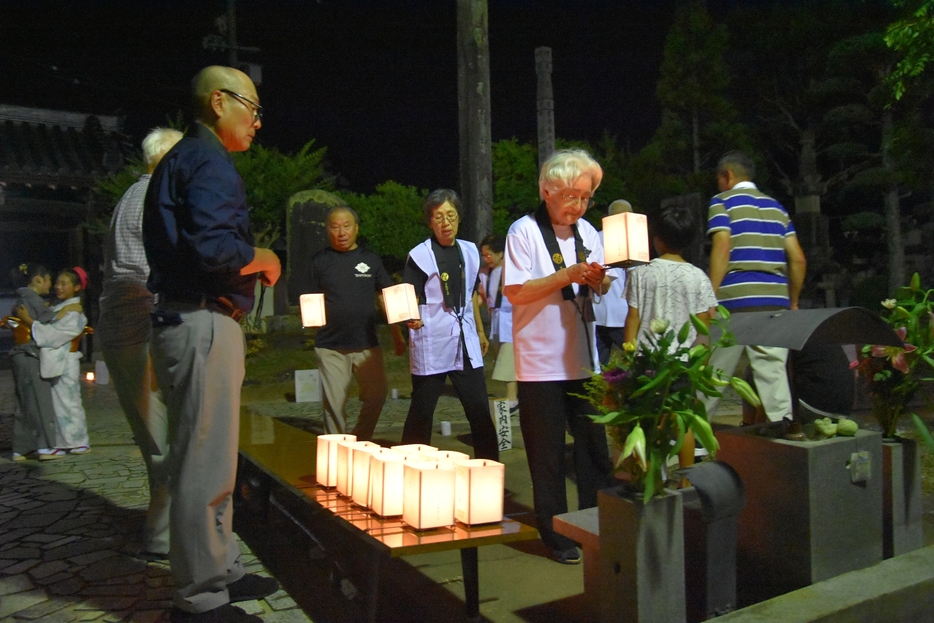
[309,206,405,439]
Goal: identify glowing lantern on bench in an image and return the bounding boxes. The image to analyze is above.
[299,293,327,327]
[602,211,650,268]
[336,440,379,498]
[421,450,470,467]
[316,434,356,487]
[403,461,456,530]
[382,284,420,324]
[391,444,437,457]
[455,459,505,525]
[352,445,387,507]
[368,450,406,517]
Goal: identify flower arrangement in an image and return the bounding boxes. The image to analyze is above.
[851,273,934,443]
[582,307,760,501]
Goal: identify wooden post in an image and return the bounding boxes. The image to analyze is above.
[456,0,493,243]
[535,47,556,170]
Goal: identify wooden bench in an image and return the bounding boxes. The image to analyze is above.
[237,409,538,622]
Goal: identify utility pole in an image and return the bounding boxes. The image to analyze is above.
[456,0,493,243]
[227,0,238,67]
[535,47,556,169]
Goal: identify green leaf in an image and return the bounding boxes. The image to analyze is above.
[590,411,622,425]
[690,313,710,337]
[911,413,934,454]
[677,321,691,344]
[686,413,719,454]
[630,368,672,398]
[731,377,761,407]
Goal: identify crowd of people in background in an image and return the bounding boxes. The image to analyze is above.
[3,64,807,622]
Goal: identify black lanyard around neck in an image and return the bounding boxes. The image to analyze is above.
[533,204,590,300]
[430,237,466,313]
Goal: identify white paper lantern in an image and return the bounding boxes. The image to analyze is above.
[403,461,456,530]
[602,211,650,268]
[455,459,505,525]
[382,283,421,324]
[368,450,406,517]
[420,450,470,467]
[316,434,356,487]
[336,440,379,497]
[352,445,386,507]
[299,293,327,327]
[390,443,438,456]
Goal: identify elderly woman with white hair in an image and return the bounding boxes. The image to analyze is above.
[503,148,613,565]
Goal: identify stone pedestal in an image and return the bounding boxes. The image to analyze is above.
[598,486,685,623]
[553,507,600,621]
[883,437,924,558]
[717,426,883,605]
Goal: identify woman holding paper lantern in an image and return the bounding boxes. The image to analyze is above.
[400,189,499,461]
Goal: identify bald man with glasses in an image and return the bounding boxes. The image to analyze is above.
[144,66,281,623]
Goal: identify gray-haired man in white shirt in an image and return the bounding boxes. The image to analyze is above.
[97,127,182,560]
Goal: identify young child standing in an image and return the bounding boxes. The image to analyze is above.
[623,204,719,475]
[18,267,91,456]
[6,263,60,461]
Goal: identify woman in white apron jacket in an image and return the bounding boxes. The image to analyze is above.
[400,189,499,461]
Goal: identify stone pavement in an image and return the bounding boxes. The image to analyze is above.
[1,360,746,623]
[0,364,557,623]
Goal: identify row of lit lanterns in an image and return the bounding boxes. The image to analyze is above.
[316,435,505,530]
[299,211,649,329]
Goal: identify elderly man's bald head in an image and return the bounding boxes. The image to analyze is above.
[190,66,261,152]
[191,66,255,121]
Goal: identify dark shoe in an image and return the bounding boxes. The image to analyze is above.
[169,604,262,622]
[551,546,582,565]
[228,573,279,602]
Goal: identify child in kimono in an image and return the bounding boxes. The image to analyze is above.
[5,263,60,461]
[18,267,91,456]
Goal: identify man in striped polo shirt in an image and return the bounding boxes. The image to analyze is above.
[702,151,807,423]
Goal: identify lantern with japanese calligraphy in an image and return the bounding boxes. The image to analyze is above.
[403,460,456,530]
[455,459,505,525]
[299,293,327,327]
[602,211,650,268]
[316,433,356,487]
[382,283,421,324]
[336,440,379,498]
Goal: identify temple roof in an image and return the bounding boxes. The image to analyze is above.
[0,105,132,190]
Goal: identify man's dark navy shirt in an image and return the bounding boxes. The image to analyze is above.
[143,123,256,314]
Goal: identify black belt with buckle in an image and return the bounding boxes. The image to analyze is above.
[159,294,246,322]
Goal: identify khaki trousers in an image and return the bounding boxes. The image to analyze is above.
[103,342,170,554]
[151,308,245,613]
[315,346,388,440]
[702,343,792,422]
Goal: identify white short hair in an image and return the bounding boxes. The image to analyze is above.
[142,128,184,169]
[538,148,603,200]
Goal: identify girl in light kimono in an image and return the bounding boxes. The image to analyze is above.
[18,267,91,456]
[5,263,60,461]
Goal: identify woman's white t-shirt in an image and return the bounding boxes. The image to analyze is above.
[504,214,602,381]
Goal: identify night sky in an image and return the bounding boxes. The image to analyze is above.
[1,0,689,193]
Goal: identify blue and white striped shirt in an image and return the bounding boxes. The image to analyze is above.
[706,182,796,310]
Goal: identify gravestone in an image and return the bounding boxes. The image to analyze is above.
[287,189,345,305]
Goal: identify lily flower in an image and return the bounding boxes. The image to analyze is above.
[881,298,897,310]
[650,318,671,334]
[871,326,916,374]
